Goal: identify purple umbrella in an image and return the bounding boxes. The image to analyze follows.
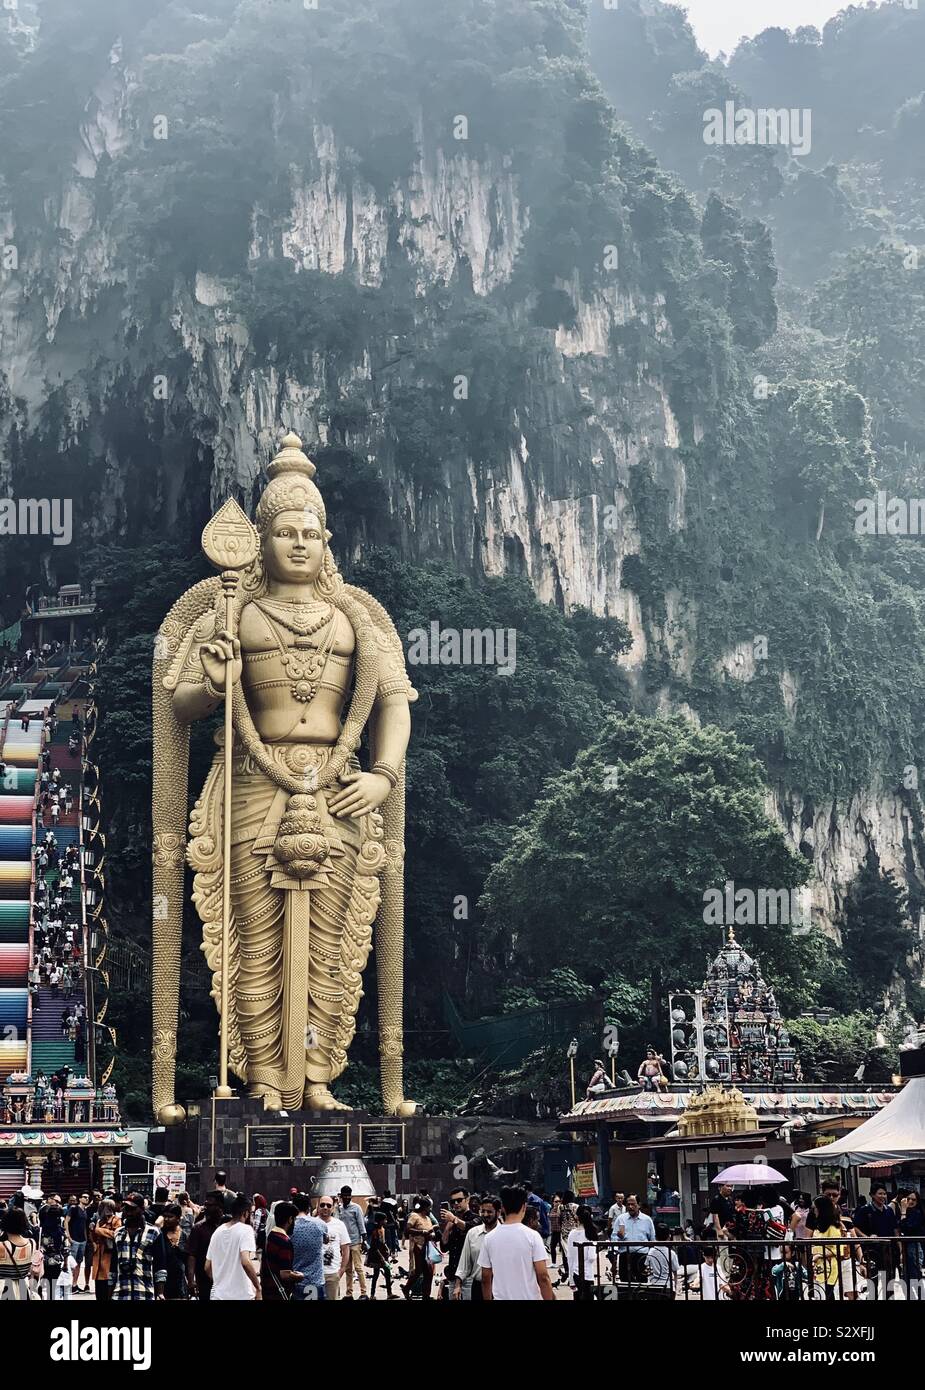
[712,1162,788,1186]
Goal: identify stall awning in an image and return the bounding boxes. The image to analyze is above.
[793,1076,925,1169]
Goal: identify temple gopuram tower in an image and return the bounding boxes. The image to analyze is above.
[669,927,802,1086]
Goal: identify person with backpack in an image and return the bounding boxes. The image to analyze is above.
[38,1193,66,1294]
[524,1183,551,1244]
[379,1189,400,1257]
[172,1192,197,1250]
[0,1208,39,1301]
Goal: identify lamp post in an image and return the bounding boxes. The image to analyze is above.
[567,1037,578,1109]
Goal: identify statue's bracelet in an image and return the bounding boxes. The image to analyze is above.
[371,761,399,788]
[204,676,224,702]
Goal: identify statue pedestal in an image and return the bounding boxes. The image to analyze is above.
[153,1095,462,1198]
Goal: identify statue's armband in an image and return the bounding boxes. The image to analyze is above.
[374,628,417,705]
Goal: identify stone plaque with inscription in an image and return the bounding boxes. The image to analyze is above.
[303,1123,351,1157]
[358,1122,405,1157]
[245,1125,294,1161]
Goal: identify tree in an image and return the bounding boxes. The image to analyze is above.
[481,713,809,1031]
[841,853,915,1004]
[813,249,925,463]
[785,1011,881,1084]
[701,193,778,348]
[768,381,875,541]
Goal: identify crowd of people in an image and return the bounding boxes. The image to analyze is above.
[0,1179,567,1301]
[31,824,84,1002]
[0,641,60,689]
[0,639,96,693]
[39,767,75,828]
[1,1174,922,1302]
[587,1178,925,1301]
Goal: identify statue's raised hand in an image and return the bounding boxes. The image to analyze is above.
[200,629,242,694]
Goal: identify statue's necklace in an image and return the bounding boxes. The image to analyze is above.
[254,596,334,637]
[256,601,339,703]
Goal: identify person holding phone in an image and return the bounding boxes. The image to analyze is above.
[316,1197,351,1300]
[439,1188,478,1299]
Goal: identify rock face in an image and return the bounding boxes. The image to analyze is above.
[271,124,527,297]
[1,83,678,603]
[0,41,918,963]
[775,785,924,950]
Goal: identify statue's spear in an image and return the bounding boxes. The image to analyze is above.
[201,498,260,1098]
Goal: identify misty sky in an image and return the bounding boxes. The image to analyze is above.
[679,0,862,56]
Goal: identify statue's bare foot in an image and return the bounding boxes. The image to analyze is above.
[249,1084,284,1113]
[303,1084,351,1112]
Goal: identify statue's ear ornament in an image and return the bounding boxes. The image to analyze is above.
[325,529,332,542]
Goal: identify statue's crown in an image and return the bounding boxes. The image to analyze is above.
[256,430,326,535]
[267,431,317,481]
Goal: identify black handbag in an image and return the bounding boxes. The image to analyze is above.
[265,1258,292,1302]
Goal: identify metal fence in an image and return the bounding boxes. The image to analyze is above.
[563,1238,924,1301]
[104,937,211,997]
[104,935,152,994]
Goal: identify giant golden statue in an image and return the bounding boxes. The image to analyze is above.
[151,433,416,1122]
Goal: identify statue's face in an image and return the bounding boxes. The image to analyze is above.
[263,509,325,585]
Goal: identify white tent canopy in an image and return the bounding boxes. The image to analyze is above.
[793,1076,925,1169]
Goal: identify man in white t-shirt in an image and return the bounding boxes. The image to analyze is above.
[698,1244,729,1300]
[608,1193,626,1232]
[206,1195,261,1300]
[478,1186,554,1301]
[315,1196,351,1301]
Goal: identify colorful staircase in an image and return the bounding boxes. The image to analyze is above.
[27,699,87,1079]
[0,702,37,1080]
[0,647,126,1196]
[0,694,86,1083]
[0,1153,25,1199]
